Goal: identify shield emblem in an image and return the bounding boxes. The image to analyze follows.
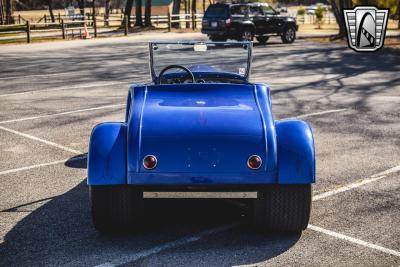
[343,6,389,52]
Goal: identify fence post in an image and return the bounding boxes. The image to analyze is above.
[124,15,128,36]
[167,12,171,32]
[44,14,47,23]
[18,14,21,24]
[26,21,30,43]
[61,19,65,39]
[93,15,97,37]
[58,13,61,23]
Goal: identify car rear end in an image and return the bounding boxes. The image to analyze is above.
[201,4,232,39]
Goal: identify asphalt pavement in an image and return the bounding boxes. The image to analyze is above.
[0,32,399,266]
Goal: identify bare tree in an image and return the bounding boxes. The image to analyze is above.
[124,0,133,27]
[78,0,85,17]
[144,0,151,26]
[135,0,143,27]
[105,0,110,26]
[397,0,400,29]
[171,0,181,28]
[329,0,351,38]
[0,0,4,24]
[5,0,13,24]
[47,0,55,22]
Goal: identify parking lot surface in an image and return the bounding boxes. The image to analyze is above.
[0,33,399,266]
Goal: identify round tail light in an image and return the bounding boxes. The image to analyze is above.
[247,155,262,170]
[143,155,157,170]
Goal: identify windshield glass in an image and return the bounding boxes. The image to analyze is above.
[149,41,252,81]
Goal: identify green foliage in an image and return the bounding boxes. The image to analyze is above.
[352,0,399,17]
[315,6,325,20]
[297,6,306,16]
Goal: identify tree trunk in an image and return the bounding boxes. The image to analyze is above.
[329,0,347,38]
[124,0,134,28]
[191,0,196,28]
[47,0,55,22]
[105,0,110,26]
[203,0,205,13]
[135,0,143,27]
[5,0,13,24]
[0,0,4,25]
[397,0,400,29]
[171,0,181,28]
[78,0,85,17]
[144,0,151,26]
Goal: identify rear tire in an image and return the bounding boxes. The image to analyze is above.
[256,36,269,45]
[281,26,296,43]
[90,185,143,234]
[239,29,254,41]
[254,184,311,233]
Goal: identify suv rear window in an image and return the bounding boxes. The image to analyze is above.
[204,5,229,18]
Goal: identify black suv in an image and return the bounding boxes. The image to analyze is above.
[201,3,298,44]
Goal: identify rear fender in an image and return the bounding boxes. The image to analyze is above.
[87,122,127,185]
[275,119,315,184]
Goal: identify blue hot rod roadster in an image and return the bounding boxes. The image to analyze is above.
[88,41,315,233]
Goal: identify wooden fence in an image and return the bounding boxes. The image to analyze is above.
[0,13,204,43]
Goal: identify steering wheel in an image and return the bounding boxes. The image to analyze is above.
[157,65,195,85]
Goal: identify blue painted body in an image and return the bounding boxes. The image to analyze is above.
[87,71,315,186]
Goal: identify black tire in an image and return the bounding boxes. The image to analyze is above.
[254,184,311,233]
[239,28,254,41]
[256,36,269,45]
[281,26,296,43]
[90,185,143,233]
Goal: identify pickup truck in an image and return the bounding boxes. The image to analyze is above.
[201,3,298,44]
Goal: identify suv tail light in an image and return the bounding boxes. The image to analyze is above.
[202,20,208,27]
[225,18,231,27]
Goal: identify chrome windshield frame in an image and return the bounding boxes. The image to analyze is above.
[148,41,253,83]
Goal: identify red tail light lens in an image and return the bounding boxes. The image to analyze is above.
[247,155,262,170]
[143,155,157,170]
[225,18,231,27]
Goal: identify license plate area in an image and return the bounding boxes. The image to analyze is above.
[211,21,218,27]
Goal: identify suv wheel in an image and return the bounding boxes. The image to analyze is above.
[240,29,254,41]
[281,26,296,43]
[256,36,269,45]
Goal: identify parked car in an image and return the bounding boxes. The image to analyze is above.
[87,41,315,234]
[306,5,317,15]
[201,3,298,44]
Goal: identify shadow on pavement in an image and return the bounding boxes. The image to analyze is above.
[0,179,300,266]
[65,153,88,169]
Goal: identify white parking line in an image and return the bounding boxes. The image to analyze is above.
[95,223,239,267]
[292,108,350,119]
[308,224,400,257]
[94,163,400,266]
[0,71,82,80]
[0,104,125,125]
[0,81,129,97]
[0,125,82,154]
[0,155,87,176]
[313,164,400,201]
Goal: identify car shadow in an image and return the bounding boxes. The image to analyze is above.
[65,153,87,169]
[0,179,300,266]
